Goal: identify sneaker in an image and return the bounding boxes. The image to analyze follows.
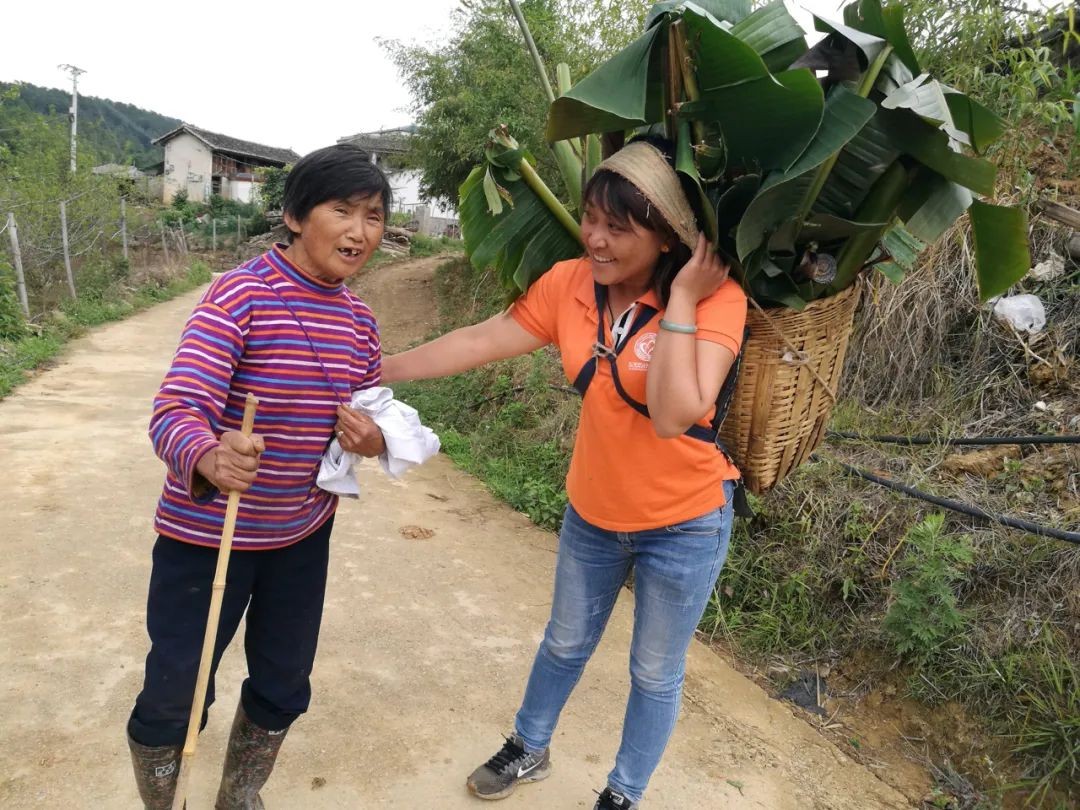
[594,786,640,810]
[466,733,551,800]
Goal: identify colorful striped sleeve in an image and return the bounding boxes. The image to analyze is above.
[362,327,382,389]
[149,298,246,502]
[352,297,382,390]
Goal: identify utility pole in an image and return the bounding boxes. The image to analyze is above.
[58,64,86,174]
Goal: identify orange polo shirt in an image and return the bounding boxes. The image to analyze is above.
[510,257,747,532]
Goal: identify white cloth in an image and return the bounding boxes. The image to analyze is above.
[317,386,441,498]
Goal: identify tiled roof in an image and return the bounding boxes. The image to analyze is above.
[152,123,299,165]
[337,126,415,154]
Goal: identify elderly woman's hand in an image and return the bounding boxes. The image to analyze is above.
[336,405,386,458]
[670,233,731,304]
[195,431,265,494]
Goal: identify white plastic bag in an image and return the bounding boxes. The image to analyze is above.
[992,294,1046,334]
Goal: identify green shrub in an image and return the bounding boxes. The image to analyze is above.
[77,255,130,303]
[186,260,211,285]
[257,166,289,212]
[246,212,271,236]
[0,258,25,341]
[410,233,461,257]
[881,514,973,663]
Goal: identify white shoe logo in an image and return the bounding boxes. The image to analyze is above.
[516,759,542,778]
[154,761,177,778]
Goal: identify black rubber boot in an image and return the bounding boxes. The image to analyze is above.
[127,733,183,810]
[214,702,289,810]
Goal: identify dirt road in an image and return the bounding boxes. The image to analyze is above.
[0,256,913,808]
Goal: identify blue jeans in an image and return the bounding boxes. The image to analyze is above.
[514,481,734,802]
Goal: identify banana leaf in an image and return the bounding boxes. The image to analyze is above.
[730,1,808,73]
[678,69,824,172]
[461,0,1030,308]
[842,0,921,74]
[546,25,665,143]
[460,130,582,294]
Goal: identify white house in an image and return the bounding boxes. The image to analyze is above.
[337,127,458,235]
[152,124,299,205]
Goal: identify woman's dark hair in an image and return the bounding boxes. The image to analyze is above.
[581,136,696,306]
[282,143,393,243]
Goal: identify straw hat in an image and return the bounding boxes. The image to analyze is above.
[596,141,700,250]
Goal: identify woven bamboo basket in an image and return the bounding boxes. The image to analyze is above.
[719,282,862,494]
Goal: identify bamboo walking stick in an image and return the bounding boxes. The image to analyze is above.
[172,392,259,810]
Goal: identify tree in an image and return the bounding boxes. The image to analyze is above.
[258,165,290,212]
[0,84,123,300]
[382,0,653,207]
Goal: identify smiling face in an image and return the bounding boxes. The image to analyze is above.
[283,195,385,284]
[580,199,667,293]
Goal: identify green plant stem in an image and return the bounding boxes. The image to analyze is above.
[670,20,718,243]
[506,0,555,104]
[828,161,910,293]
[517,157,583,244]
[664,21,683,141]
[556,63,585,162]
[585,134,603,183]
[551,143,584,214]
[504,0,583,211]
[671,21,707,148]
[794,45,895,229]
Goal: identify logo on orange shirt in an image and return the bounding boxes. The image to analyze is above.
[633,332,656,363]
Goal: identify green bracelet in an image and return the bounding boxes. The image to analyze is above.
[659,318,697,334]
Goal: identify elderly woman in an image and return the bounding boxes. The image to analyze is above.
[126,143,388,809]
[383,138,747,809]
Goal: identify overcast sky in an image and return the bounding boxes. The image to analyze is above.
[0,1,1050,156]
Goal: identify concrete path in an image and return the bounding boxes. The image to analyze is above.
[0,279,913,808]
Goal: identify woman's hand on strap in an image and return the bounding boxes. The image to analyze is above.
[669,234,730,304]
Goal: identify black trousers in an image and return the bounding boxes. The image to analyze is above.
[127,515,333,747]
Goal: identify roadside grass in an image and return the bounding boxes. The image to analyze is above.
[0,259,212,399]
[410,233,461,257]
[364,235,463,272]
[398,255,1079,806]
[391,256,574,531]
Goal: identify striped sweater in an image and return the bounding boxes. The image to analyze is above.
[150,245,381,549]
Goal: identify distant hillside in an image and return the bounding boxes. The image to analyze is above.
[0,81,180,169]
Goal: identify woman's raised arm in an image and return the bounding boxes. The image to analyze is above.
[382,310,548,383]
[646,236,736,437]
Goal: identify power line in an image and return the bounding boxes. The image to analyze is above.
[812,453,1080,545]
[828,431,1080,447]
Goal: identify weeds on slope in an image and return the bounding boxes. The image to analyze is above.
[0,258,212,398]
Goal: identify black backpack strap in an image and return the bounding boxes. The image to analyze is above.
[572,283,655,399]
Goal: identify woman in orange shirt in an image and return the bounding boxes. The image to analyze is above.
[382,138,746,809]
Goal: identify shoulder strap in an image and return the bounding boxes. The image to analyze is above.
[571,283,753,517]
[573,282,744,443]
[241,268,350,406]
[572,283,655,397]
